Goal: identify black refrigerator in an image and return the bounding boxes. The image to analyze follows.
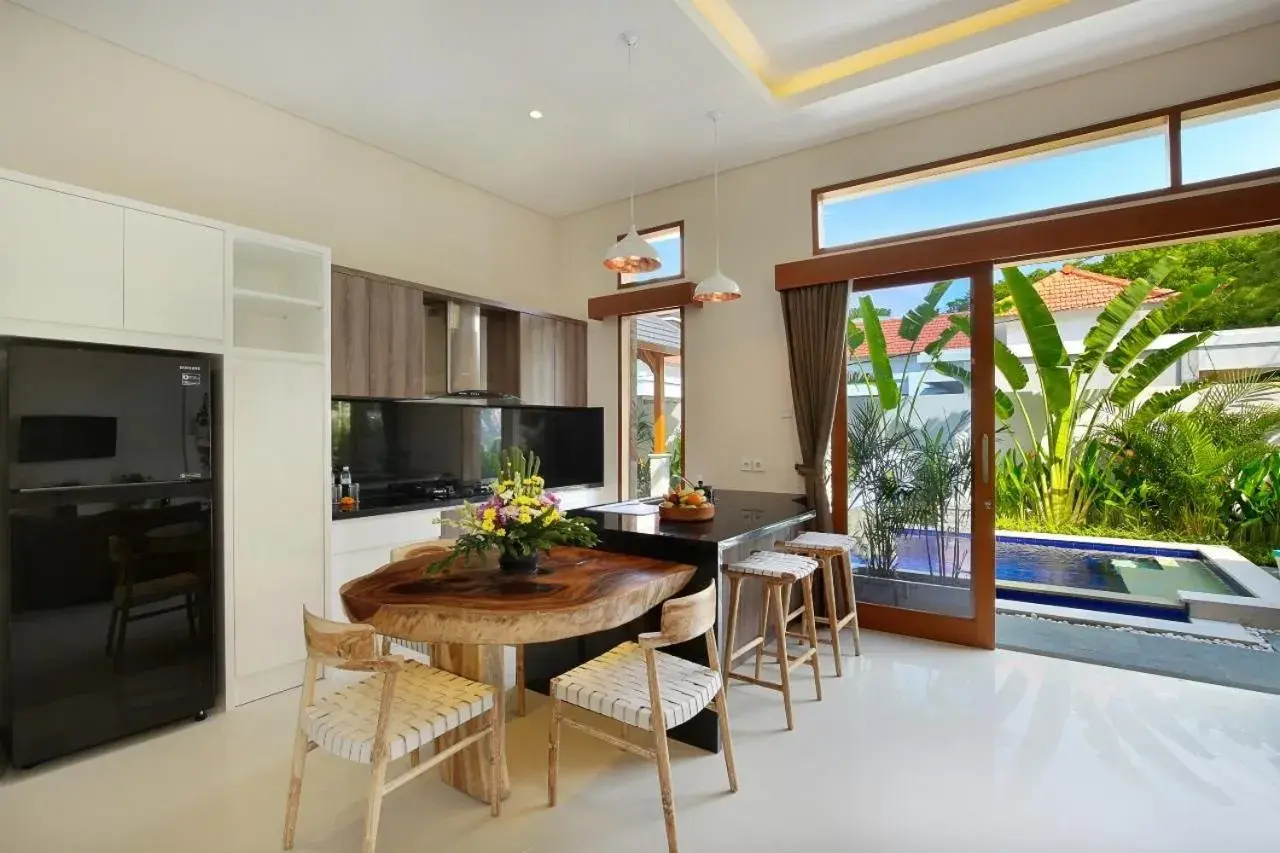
[1,341,218,768]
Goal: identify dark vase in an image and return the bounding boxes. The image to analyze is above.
[498,549,539,574]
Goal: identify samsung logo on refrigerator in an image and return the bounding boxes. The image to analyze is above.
[180,364,203,387]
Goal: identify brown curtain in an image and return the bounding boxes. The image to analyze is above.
[780,281,848,530]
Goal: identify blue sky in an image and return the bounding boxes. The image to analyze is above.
[829,104,1280,318]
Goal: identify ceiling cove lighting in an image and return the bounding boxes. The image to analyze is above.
[693,111,741,304]
[603,33,662,275]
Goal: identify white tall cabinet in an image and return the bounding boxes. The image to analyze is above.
[0,169,331,709]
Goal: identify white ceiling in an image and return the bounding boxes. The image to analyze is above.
[16,0,1280,216]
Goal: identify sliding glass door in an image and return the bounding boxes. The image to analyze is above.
[835,265,996,647]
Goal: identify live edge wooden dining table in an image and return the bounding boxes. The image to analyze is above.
[339,545,695,804]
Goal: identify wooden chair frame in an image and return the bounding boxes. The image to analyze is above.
[547,582,738,853]
[283,609,500,853]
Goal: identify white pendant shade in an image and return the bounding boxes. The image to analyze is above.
[693,268,742,302]
[694,110,740,304]
[603,226,662,274]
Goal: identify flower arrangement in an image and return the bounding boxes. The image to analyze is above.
[434,447,598,572]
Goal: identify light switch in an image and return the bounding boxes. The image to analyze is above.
[740,458,752,472]
[752,459,764,472]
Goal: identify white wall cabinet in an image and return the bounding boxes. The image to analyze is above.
[0,178,124,329]
[124,209,225,339]
[231,355,328,685]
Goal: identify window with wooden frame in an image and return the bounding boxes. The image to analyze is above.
[813,83,1280,254]
[618,221,685,288]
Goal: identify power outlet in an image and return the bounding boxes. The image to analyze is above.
[740,458,752,472]
[752,459,765,472]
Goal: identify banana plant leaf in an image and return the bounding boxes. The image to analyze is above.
[1103,274,1220,372]
[1110,331,1213,406]
[846,314,866,354]
[858,295,900,411]
[1075,279,1154,376]
[1126,379,1210,429]
[928,359,1015,420]
[1004,267,1070,413]
[898,280,951,341]
[947,314,1029,391]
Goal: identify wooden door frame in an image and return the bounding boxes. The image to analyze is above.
[617,307,687,500]
[834,264,997,649]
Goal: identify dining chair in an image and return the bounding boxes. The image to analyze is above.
[388,538,529,717]
[282,609,500,853]
[547,582,737,853]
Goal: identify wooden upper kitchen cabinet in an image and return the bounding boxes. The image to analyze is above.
[330,270,370,396]
[519,314,587,406]
[331,271,426,398]
[368,278,426,398]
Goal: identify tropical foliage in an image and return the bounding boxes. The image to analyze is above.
[849,253,1280,570]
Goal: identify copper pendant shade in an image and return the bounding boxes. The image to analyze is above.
[603,33,662,276]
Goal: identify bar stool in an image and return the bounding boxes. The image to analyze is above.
[782,532,863,675]
[722,551,823,730]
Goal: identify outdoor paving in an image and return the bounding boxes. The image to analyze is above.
[996,614,1280,695]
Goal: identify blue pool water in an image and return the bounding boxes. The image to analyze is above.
[889,531,1237,603]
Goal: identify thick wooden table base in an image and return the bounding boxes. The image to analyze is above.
[431,643,510,803]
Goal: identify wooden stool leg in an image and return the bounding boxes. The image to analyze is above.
[282,726,309,850]
[753,583,771,681]
[652,723,680,853]
[723,575,742,674]
[801,576,823,701]
[410,749,421,769]
[547,694,563,807]
[770,583,795,731]
[820,555,845,676]
[516,645,527,717]
[840,551,863,657]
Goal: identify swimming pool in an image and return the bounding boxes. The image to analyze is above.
[888,531,1243,608]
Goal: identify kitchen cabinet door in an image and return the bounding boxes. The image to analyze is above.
[231,356,327,681]
[124,209,225,339]
[556,319,588,406]
[518,314,557,405]
[0,178,124,330]
[368,280,426,398]
[331,272,371,396]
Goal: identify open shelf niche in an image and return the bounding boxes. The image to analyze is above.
[231,238,326,356]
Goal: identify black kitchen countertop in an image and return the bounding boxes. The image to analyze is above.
[332,495,470,520]
[575,490,814,547]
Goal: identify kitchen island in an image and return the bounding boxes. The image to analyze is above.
[525,490,815,752]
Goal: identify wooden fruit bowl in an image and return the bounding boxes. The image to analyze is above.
[659,503,716,523]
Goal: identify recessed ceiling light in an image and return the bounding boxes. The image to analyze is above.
[529,110,543,119]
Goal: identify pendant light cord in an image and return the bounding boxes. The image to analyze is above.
[627,39,636,228]
[712,115,721,270]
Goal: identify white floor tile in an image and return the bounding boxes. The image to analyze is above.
[2,631,1278,852]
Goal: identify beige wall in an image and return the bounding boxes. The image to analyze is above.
[0,2,563,315]
[556,24,1280,500]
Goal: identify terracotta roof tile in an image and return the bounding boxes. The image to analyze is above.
[852,315,968,359]
[1002,265,1175,315]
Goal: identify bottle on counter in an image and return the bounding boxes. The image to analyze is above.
[339,466,353,497]
[696,477,714,502]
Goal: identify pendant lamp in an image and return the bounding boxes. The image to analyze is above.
[603,34,662,274]
[693,111,741,302]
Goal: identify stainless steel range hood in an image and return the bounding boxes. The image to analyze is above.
[427,301,519,403]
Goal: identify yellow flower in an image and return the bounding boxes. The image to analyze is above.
[496,529,507,537]
[483,508,497,521]
[481,519,495,532]
[518,511,532,524]
[543,509,560,525]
